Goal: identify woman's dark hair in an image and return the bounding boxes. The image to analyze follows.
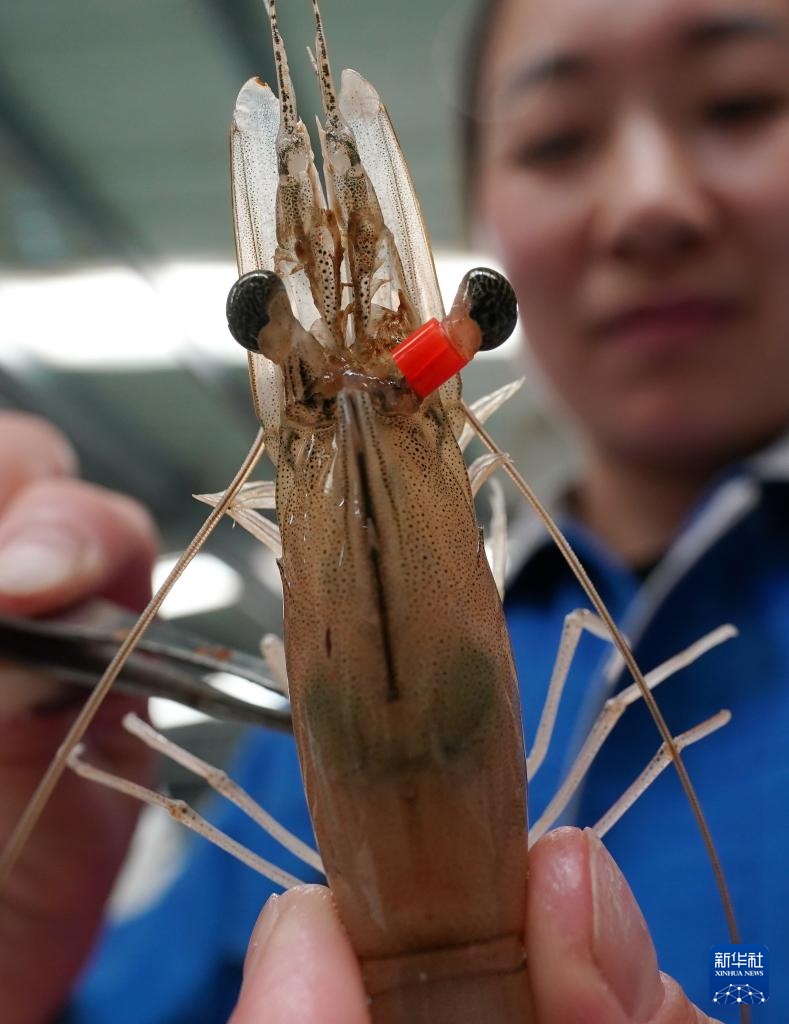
[460,0,506,208]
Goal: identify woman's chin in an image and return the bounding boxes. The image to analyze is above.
[591,410,762,472]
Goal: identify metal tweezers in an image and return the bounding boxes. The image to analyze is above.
[0,599,292,731]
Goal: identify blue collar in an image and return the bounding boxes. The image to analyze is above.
[504,429,789,648]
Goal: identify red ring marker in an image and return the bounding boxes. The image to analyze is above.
[391,318,469,398]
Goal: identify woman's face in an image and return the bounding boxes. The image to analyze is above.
[473,0,789,468]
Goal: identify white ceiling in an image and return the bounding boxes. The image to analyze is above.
[0,0,475,270]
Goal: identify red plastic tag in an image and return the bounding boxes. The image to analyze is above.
[391,318,469,398]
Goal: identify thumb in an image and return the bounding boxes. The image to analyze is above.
[230,885,369,1024]
[0,478,156,616]
[527,828,721,1023]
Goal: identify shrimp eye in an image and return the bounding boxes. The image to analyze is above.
[226,270,286,352]
[461,267,517,351]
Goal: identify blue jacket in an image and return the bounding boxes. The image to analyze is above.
[67,441,789,1023]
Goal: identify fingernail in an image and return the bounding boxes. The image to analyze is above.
[0,527,101,595]
[242,894,282,984]
[242,886,342,991]
[588,830,663,1022]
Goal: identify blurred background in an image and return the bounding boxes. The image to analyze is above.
[0,0,573,831]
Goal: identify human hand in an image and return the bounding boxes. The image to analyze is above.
[230,828,721,1024]
[0,412,158,1023]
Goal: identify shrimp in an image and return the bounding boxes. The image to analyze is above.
[0,1,746,1021]
[222,3,531,1017]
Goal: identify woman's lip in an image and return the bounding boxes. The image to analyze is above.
[594,298,737,347]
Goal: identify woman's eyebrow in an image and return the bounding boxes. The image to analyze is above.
[499,12,788,104]
[682,12,789,49]
[503,53,591,100]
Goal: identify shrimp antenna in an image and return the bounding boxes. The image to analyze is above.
[461,402,744,953]
[263,0,299,138]
[309,0,340,125]
[0,431,268,890]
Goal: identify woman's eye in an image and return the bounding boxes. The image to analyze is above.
[511,130,589,167]
[705,93,785,127]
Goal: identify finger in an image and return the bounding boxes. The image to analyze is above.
[527,828,712,1023]
[0,413,78,510]
[0,477,157,616]
[230,885,369,1024]
[656,974,725,1024]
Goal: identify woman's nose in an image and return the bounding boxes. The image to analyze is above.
[595,115,714,267]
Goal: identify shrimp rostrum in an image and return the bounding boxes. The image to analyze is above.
[0,1,744,1022]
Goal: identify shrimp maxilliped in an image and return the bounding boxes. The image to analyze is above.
[0,2,746,1022]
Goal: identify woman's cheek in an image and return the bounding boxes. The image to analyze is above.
[482,185,565,297]
[708,123,789,252]
[736,154,789,341]
[756,171,789,263]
